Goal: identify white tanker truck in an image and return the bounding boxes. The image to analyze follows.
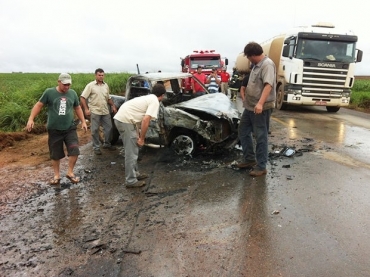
[235,22,363,112]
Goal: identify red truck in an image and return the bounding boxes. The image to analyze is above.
[181,50,228,92]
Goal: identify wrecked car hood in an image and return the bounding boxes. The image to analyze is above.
[171,93,240,120]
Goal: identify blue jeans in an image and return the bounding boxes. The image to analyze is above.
[238,109,272,170]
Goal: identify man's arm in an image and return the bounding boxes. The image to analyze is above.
[80,83,92,115]
[108,98,117,114]
[240,75,249,101]
[254,83,273,114]
[137,115,152,147]
[79,96,90,116]
[74,105,88,132]
[240,86,246,102]
[26,102,44,132]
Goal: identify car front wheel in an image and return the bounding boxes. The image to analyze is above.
[171,134,195,156]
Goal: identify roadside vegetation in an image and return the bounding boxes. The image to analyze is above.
[0,72,131,132]
[0,73,370,132]
[349,79,370,111]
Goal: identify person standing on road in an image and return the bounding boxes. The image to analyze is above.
[26,73,88,185]
[192,65,207,97]
[237,42,276,177]
[80,68,117,155]
[113,84,166,188]
[220,67,230,96]
[229,68,242,101]
[206,68,221,93]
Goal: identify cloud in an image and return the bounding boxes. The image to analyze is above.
[1,0,369,74]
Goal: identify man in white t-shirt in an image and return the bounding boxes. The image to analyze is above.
[113,83,166,188]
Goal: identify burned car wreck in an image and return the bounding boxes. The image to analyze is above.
[113,72,240,156]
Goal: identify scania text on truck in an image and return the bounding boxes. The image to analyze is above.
[181,50,228,92]
[235,22,363,112]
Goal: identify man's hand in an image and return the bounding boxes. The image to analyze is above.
[26,120,34,132]
[254,103,263,114]
[84,109,91,117]
[137,137,145,147]
[81,121,88,132]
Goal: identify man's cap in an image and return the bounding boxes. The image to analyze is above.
[58,73,72,84]
[212,68,217,72]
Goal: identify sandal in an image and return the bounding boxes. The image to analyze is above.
[66,175,80,184]
[50,178,61,185]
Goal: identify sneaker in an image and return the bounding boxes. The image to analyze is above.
[94,149,102,155]
[102,145,117,151]
[126,180,146,188]
[137,174,148,180]
[236,160,257,168]
[249,169,267,177]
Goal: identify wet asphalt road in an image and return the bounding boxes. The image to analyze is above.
[1,102,370,277]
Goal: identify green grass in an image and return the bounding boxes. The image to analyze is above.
[351,79,370,109]
[0,72,131,132]
[1,73,370,132]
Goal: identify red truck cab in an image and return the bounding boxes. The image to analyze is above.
[181,50,228,92]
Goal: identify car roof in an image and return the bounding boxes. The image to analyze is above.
[130,72,193,81]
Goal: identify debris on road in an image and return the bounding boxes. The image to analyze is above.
[122,248,142,255]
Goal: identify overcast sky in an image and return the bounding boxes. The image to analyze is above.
[1,0,369,75]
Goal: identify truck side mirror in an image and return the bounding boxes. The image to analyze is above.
[356,49,363,63]
[225,58,228,65]
[282,45,290,57]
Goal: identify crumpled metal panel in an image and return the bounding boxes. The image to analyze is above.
[171,93,240,120]
[162,106,230,142]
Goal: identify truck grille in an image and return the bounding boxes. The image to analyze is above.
[302,66,348,98]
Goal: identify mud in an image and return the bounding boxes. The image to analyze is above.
[0,115,341,276]
[0,109,362,277]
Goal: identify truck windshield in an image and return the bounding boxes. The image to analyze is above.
[296,39,356,63]
[190,58,221,69]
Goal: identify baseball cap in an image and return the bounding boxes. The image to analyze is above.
[58,73,72,84]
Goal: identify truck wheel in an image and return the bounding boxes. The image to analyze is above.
[276,85,287,110]
[171,134,195,156]
[326,106,340,113]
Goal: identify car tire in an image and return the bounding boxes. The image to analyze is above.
[171,134,196,156]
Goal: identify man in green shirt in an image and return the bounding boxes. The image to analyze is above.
[26,73,88,185]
